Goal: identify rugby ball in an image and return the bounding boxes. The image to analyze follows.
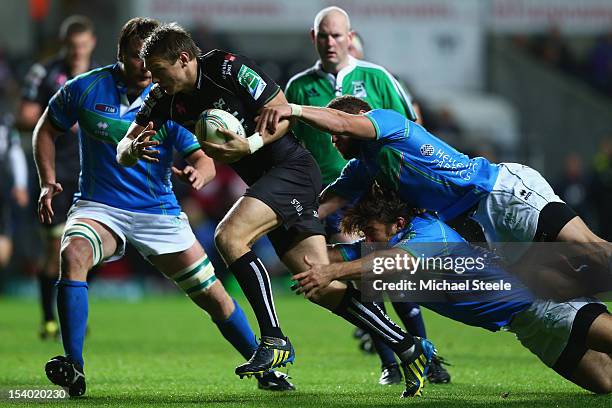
[195,109,246,145]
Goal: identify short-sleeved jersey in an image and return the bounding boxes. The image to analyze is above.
[22,55,95,183]
[328,109,500,221]
[48,64,200,215]
[286,56,417,185]
[136,49,309,185]
[341,213,533,332]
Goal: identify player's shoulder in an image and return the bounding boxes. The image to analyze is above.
[286,64,319,90]
[367,108,406,123]
[68,64,115,88]
[353,59,398,82]
[201,48,229,62]
[34,55,64,73]
[24,56,62,84]
[201,49,250,68]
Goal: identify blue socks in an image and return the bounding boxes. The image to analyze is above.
[393,302,427,338]
[372,302,427,367]
[214,298,258,360]
[56,279,88,367]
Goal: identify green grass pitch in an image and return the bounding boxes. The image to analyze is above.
[1,295,611,407]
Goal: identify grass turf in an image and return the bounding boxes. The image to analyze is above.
[0,295,611,407]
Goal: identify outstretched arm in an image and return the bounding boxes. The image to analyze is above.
[172,150,216,190]
[32,109,65,224]
[116,121,161,166]
[257,104,377,141]
[293,248,408,299]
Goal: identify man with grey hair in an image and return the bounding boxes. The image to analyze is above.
[284,6,446,386]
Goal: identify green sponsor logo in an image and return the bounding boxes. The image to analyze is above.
[237,65,266,100]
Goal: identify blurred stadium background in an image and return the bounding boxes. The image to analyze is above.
[0,0,612,358]
[2,0,612,299]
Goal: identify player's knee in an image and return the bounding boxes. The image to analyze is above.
[214,224,231,253]
[589,374,612,394]
[59,239,92,280]
[164,254,218,301]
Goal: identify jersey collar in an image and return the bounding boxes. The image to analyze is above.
[314,56,358,96]
[111,63,152,116]
[195,55,204,90]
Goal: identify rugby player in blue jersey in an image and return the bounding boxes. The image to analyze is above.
[257,96,612,299]
[297,186,612,394]
[32,17,293,396]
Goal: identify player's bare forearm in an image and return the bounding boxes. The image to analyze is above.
[331,248,410,281]
[32,109,60,186]
[186,150,216,186]
[318,188,349,219]
[117,121,159,166]
[298,106,377,140]
[125,121,146,140]
[260,118,290,144]
[259,90,292,144]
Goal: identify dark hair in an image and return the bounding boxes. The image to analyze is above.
[117,17,160,60]
[341,183,416,235]
[327,95,372,114]
[139,22,201,61]
[59,15,94,41]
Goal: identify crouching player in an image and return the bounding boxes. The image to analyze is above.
[32,17,293,397]
[294,186,612,394]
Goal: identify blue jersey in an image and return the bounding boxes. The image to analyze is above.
[48,64,200,215]
[328,109,500,221]
[339,213,533,332]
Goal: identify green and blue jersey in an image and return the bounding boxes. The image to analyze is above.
[48,64,200,215]
[338,213,533,332]
[328,109,500,221]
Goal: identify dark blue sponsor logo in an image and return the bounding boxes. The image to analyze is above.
[95,103,117,113]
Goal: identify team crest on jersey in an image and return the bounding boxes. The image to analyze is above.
[420,144,435,157]
[213,98,226,109]
[351,81,367,98]
[306,87,320,97]
[237,65,267,100]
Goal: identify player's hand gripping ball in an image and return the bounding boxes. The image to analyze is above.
[195,109,245,145]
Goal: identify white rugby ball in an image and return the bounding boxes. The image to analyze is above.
[195,109,246,145]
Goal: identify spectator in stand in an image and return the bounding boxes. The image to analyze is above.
[587,30,612,97]
[530,25,576,75]
[555,154,592,224]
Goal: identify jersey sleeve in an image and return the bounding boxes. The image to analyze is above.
[210,52,281,111]
[135,84,171,130]
[381,75,418,122]
[332,240,363,262]
[47,78,82,131]
[21,63,49,105]
[168,120,201,157]
[364,109,411,142]
[326,158,372,201]
[284,77,302,104]
[393,216,463,257]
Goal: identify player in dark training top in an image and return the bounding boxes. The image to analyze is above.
[119,23,438,398]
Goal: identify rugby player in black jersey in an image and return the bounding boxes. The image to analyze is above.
[17,15,97,340]
[117,23,434,398]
